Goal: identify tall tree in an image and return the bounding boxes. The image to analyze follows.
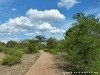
[64,13,100,75]
[6,40,18,48]
[47,37,57,49]
[35,35,46,49]
[27,39,39,53]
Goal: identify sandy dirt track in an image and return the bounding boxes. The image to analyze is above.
[25,50,61,75]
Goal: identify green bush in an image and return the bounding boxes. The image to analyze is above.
[44,49,48,52]
[21,48,29,53]
[27,40,39,54]
[27,45,38,53]
[1,48,26,66]
[0,46,4,52]
[13,50,24,58]
[3,48,12,54]
[48,49,57,54]
[3,48,24,57]
[1,55,21,66]
[64,13,100,75]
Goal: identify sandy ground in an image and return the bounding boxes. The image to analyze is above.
[0,53,40,75]
[25,50,62,75]
[54,53,72,75]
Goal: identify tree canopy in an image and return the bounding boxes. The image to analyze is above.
[64,13,100,75]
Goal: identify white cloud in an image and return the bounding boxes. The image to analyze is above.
[58,0,80,10]
[0,9,66,42]
[25,32,41,36]
[35,32,41,35]
[96,14,100,19]
[1,37,17,43]
[0,9,65,36]
[25,33,35,36]
[37,23,55,31]
[50,28,65,34]
[27,9,65,22]
[12,8,17,11]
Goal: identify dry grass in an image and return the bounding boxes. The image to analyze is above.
[0,52,40,75]
[54,52,72,75]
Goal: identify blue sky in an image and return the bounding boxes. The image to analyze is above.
[0,0,100,42]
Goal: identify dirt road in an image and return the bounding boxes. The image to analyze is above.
[25,50,61,75]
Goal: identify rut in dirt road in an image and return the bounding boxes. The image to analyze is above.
[25,50,61,75]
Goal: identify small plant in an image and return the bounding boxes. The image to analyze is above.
[1,55,21,66]
[13,50,24,58]
[0,46,4,52]
[48,49,57,54]
[1,48,26,66]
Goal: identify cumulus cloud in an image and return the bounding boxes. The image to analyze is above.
[25,32,41,36]
[0,9,66,42]
[96,14,100,18]
[50,28,65,34]
[37,23,55,31]
[25,33,35,36]
[26,9,65,22]
[58,0,80,10]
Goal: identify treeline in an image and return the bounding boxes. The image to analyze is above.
[0,35,63,66]
[0,36,46,65]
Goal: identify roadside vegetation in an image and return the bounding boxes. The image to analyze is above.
[45,13,100,75]
[0,35,45,66]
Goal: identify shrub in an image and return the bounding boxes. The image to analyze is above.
[48,49,57,54]
[0,46,4,52]
[1,48,25,66]
[64,13,100,75]
[27,45,38,53]
[47,37,57,49]
[44,49,48,52]
[3,48,24,57]
[21,48,28,53]
[6,40,18,48]
[1,55,21,66]
[3,48,12,54]
[13,50,24,58]
[27,40,39,54]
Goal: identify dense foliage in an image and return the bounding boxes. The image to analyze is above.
[1,55,21,66]
[47,37,57,49]
[35,35,46,49]
[64,13,100,75]
[27,39,39,53]
[0,35,44,65]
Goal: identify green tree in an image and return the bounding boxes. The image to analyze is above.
[35,35,46,49]
[18,39,30,48]
[6,40,18,48]
[64,13,100,75]
[27,39,39,53]
[47,37,57,49]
